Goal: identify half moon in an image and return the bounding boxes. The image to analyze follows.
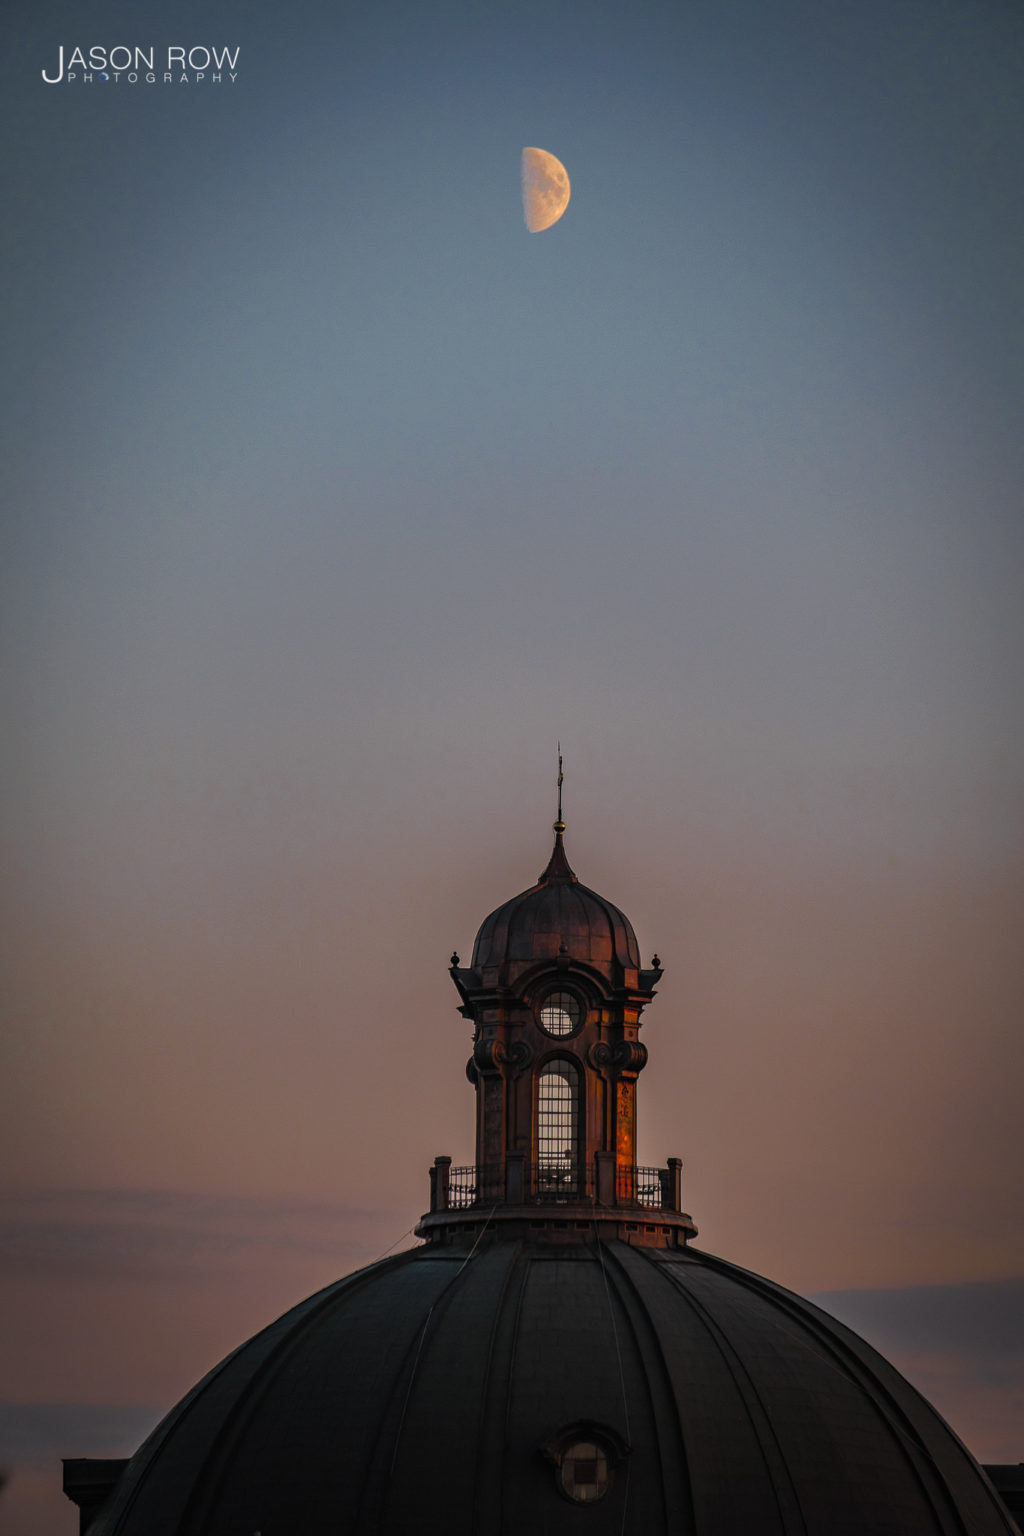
[521,147,571,233]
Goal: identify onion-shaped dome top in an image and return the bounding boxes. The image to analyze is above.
[88,1237,1014,1536]
[470,827,642,982]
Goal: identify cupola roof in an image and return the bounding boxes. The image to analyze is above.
[469,824,642,984]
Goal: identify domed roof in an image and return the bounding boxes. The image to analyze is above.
[88,1236,1012,1536]
[471,827,642,982]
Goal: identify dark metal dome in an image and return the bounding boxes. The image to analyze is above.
[86,1234,1014,1536]
[470,827,642,983]
[66,818,1017,1536]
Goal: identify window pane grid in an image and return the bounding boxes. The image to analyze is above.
[537,1062,578,1174]
[539,991,581,1037]
[560,1442,610,1502]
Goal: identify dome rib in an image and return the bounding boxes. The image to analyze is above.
[613,1245,799,1533]
[686,1253,1008,1536]
[655,1251,1009,1536]
[361,1249,496,1532]
[181,1270,401,1534]
[93,1261,400,1536]
[470,1239,528,1531]
[92,1252,464,1536]
[598,1235,695,1529]
[499,1246,642,1530]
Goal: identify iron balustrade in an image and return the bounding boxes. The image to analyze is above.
[439,1162,673,1211]
[616,1165,669,1208]
[447,1165,504,1208]
[533,1161,589,1202]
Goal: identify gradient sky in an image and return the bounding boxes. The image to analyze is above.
[3,1,1023,1530]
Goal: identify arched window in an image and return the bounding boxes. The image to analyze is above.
[536,1059,580,1197]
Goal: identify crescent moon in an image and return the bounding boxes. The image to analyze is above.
[521,147,571,233]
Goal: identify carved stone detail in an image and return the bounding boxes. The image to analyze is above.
[505,1040,533,1073]
[472,1036,534,1076]
[473,1037,504,1075]
[615,1040,648,1075]
[587,1039,647,1075]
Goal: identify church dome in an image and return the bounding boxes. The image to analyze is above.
[470,825,642,985]
[86,1235,1013,1536]
[66,810,1018,1536]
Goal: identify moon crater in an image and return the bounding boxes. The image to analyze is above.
[521,147,571,233]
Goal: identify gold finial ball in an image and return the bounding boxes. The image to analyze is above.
[553,820,566,834]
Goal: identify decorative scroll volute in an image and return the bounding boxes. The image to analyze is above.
[472,1035,533,1077]
[505,1040,533,1072]
[614,1040,648,1076]
[587,1039,647,1076]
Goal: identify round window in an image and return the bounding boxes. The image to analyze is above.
[538,990,582,1037]
[559,1440,610,1503]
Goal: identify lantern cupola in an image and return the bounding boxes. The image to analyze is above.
[418,811,696,1246]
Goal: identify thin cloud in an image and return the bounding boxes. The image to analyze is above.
[810,1279,1024,1463]
[0,1402,161,1465]
[0,1188,420,1282]
[811,1278,1024,1358]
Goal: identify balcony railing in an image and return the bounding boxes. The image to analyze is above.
[431,1156,682,1214]
[448,1164,505,1208]
[616,1165,670,1208]
[448,1163,592,1207]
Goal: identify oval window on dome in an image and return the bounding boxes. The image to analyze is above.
[538,990,582,1037]
[559,1440,610,1503]
[541,1420,627,1506]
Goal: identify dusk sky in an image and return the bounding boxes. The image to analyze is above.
[3,0,1023,1529]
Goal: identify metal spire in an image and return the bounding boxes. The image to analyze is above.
[555,742,565,833]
